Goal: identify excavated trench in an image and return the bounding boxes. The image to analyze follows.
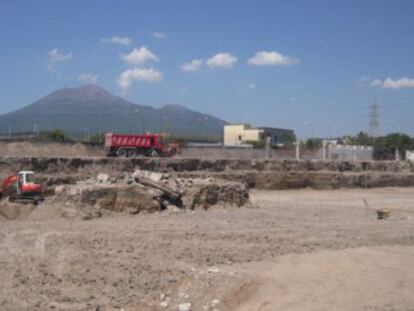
[1,157,414,191]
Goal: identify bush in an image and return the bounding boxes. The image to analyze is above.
[304,138,322,150]
[244,140,265,149]
[45,129,72,143]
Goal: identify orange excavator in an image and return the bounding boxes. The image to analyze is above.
[0,171,44,204]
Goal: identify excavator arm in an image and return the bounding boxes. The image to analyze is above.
[0,175,17,197]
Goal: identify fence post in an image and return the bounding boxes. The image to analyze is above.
[295,140,300,160]
[322,140,327,160]
[265,136,271,160]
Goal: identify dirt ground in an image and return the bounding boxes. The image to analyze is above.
[1,187,414,311]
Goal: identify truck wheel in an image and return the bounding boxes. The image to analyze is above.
[127,149,137,157]
[117,149,127,157]
[150,149,159,157]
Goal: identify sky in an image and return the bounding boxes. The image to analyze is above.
[0,0,413,138]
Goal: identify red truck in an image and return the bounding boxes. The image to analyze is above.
[105,133,179,157]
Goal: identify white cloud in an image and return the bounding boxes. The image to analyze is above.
[370,79,383,87]
[101,36,132,46]
[121,47,159,65]
[181,59,204,72]
[78,73,98,84]
[382,77,414,89]
[151,32,167,39]
[47,48,73,71]
[247,50,299,66]
[369,77,414,89]
[206,52,238,69]
[117,68,162,93]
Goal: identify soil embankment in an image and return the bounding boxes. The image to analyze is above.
[1,156,414,190]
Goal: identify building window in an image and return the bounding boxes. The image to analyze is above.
[238,135,242,141]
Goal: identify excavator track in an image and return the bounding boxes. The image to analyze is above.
[9,195,44,205]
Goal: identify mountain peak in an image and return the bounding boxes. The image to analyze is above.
[41,84,116,103]
[77,84,111,95]
[0,85,226,138]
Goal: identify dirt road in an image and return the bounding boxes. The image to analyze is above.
[0,188,413,310]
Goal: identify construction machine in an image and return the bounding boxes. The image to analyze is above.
[0,171,44,204]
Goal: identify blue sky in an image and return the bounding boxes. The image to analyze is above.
[0,0,413,138]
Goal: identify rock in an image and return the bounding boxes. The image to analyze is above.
[207,268,219,274]
[178,303,191,311]
[179,293,190,299]
[133,169,164,183]
[211,299,220,306]
[68,187,81,196]
[61,208,78,219]
[126,207,140,215]
[81,213,93,221]
[160,301,168,308]
[165,205,183,213]
[55,185,66,195]
[97,173,109,183]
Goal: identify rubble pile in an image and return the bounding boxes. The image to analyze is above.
[53,169,250,215]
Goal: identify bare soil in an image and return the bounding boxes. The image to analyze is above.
[0,187,413,310]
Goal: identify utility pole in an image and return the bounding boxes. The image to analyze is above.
[369,102,380,138]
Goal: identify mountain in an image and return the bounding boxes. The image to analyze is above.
[0,85,227,138]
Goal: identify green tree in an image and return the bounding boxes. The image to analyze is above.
[304,138,323,150]
[373,133,414,160]
[340,132,373,146]
[355,131,373,146]
[89,132,105,145]
[47,129,70,142]
[282,132,297,147]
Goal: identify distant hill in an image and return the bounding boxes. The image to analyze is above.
[0,85,226,139]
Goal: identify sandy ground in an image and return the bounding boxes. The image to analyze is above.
[0,187,414,311]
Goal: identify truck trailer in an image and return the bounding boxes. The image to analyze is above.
[105,133,178,157]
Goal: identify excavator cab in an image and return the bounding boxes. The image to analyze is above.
[16,171,42,196]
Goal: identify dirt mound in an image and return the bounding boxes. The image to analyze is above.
[53,170,251,217]
[183,180,250,209]
[81,185,161,214]
[0,200,37,220]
